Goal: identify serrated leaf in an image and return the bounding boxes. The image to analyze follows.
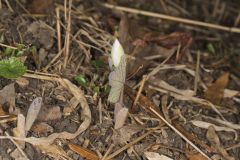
[0,57,26,79]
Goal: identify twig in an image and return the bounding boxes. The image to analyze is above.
[105,129,155,160]
[102,3,240,33]
[98,98,103,124]
[56,7,62,53]
[102,144,114,160]
[63,0,72,68]
[4,0,13,12]
[42,49,64,71]
[0,43,17,49]
[194,51,201,95]
[15,0,37,21]
[149,108,212,160]
[132,75,147,111]
[5,132,29,160]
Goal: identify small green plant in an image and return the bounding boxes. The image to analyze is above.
[207,43,215,54]
[91,59,104,71]
[3,44,36,57]
[74,74,88,87]
[0,57,26,79]
[74,74,103,94]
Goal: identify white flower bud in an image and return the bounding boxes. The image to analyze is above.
[111,39,124,67]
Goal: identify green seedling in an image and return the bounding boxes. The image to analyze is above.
[0,57,26,79]
[207,43,215,54]
[74,74,88,87]
[91,59,105,70]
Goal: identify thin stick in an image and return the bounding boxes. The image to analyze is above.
[4,0,13,12]
[0,0,2,9]
[98,98,103,124]
[103,3,240,33]
[56,7,62,53]
[194,51,200,95]
[105,129,155,160]
[63,0,72,68]
[5,132,29,160]
[42,49,64,71]
[132,75,147,111]
[0,43,17,49]
[102,144,114,160]
[149,108,212,160]
[64,0,67,22]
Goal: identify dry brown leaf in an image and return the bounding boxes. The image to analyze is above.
[205,73,229,105]
[0,78,91,147]
[16,77,29,88]
[0,83,15,110]
[38,144,71,160]
[38,106,62,121]
[68,143,99,160]
[25,97,42,132]
[186,152,208,160]
[144,152,173,160]
[206,126,235,160]
[27,0,54,14]
[114,102,128,129]
[31,123,53,134]
[0,106,8,117]
[191,120,237,140]
[13,114,26,148]
[112,124,143,145]
[10,148,27,160]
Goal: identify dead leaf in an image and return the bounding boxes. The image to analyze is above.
[0,78,91,146]
[206,126,235,160]
[31,122,53,134]
[112,124,143,145]
[16,77,29,88]
[10,148,27,160]
[0,83,15,110]
[191,120,237,140]
[25,97,42,132]
[205,73,229,105]
[68,143,99,160]
[114,102,128,129]
[38,105,62,121]
[13,114,26,148]
[144,152,173,160]
[186,152,208,160]
[0,106,8,117]
[25,21,55,50]
[38,144,71,160]
[27,0,54,14]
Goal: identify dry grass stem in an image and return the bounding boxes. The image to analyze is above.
[103,3,240,33]
[149,108,212,160]
[63,0,72,68]
[194,51,201,95]
[5,132,29,160]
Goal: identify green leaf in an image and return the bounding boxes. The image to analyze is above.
[0,57,26,79]
[74,74,88,87]
[207,43,215,54]
[4,47,14,55]
[91,59,104,69]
